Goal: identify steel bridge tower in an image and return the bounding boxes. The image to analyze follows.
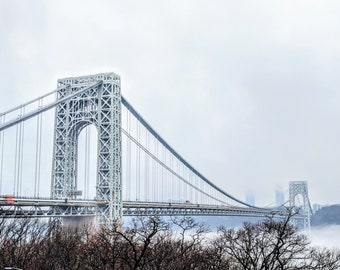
[51,73,122,225]
[289,181,311,230]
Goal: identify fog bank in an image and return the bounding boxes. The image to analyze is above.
[309,225,340,248]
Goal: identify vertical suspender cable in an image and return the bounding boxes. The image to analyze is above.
[170,154,173,201]
[84,126,90,199]
[19,111,24,196]
[84,128,87,199]
[176,159,179,201]
[157,139,160,202]
[201,180,204,204]
[123,109,126,201]
[162,147,165,202]
[145,128,148,201]
[154,136,157,202]
[203,183,206,204]
[179,161,181,201]
[127,109,131,201]
[183,165,186,201]
[190,172,193,203]
[199,178,201,204]
[86,126,92,198]
[198,178,201,204]
[136,121,140,201]
[206,184,208,204]
[164,148,167,202]
[34,99,43,197]
[195,176,198,204]
[37,111,42,197]
[0,115,4,195]
[14,108,24,196]
[14,123,19,195]
[185,167,188,201]
[123,108,126,201]
[177,160,180,201]
[15,106,25,196]
[151,136,154,202]
[181,164,184,201]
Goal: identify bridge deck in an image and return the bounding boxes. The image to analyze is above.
[0,196,286,219]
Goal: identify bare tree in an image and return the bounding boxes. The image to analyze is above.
[213,209,340,270]
[0,218,49,269]
[113,216,170,269]
[79,222,126,269]
[0,212,339,270]
[307,247,340,270]
[37,221,85,270]
[166,216,210,270]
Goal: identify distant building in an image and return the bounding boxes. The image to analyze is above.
[312,203,323,213]
[246,192,255,206]
[275,189,285,207]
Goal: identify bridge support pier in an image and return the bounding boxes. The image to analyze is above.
[62,216,96,228]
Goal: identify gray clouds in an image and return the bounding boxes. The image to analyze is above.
[1,0,340,205]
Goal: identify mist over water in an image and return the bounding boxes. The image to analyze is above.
[192,218,340,249]
[309,225,340,248]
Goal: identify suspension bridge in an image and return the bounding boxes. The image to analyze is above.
[0,72,312,228]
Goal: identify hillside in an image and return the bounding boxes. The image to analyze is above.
[311,204,340,226]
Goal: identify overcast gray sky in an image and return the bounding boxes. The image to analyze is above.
[1,0,340,206]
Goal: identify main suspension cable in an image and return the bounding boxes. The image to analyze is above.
[122,96,259,208]
[121,128,229,206]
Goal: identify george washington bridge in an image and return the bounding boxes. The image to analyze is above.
[0,72,312,228]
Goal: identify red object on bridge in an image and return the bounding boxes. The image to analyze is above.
[4,195,14,204]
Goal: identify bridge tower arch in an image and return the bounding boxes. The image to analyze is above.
[51,73,122,225]
[289,181,311,230]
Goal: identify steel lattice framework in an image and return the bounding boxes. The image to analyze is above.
[289,181,312,230]
[51,73,122,225]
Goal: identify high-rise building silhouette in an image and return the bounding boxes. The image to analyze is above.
[275,188,285,207]
[246,192,255,206]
